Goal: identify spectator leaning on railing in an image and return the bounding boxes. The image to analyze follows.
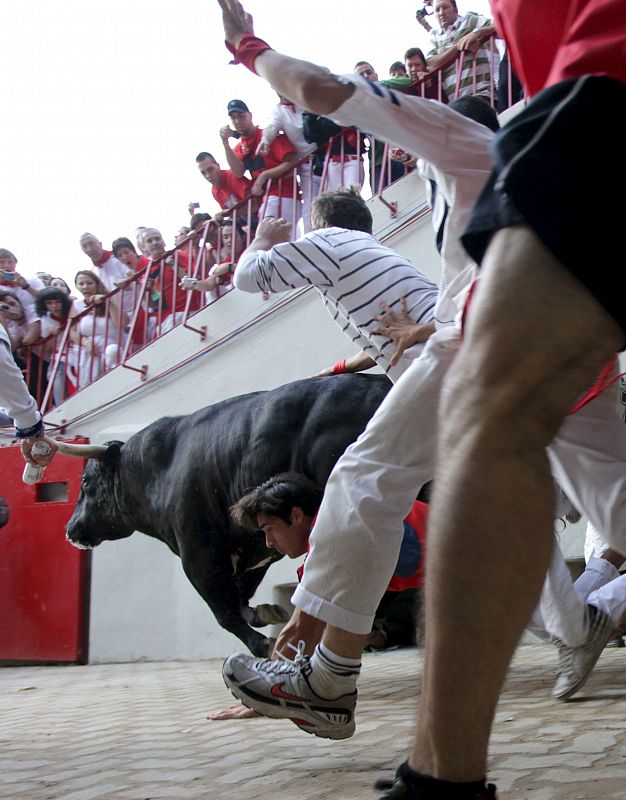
[194,151,252,222]
[426,0,497,100]
[220,98,300,238]
[0,248,45,313]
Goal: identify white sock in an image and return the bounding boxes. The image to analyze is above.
[307,643,361,699]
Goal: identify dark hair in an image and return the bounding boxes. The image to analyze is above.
[190,212,213,231]
[50,276,72,294]
[230,472,323,532]
[354,60,373,71]
[311,187,373,234]
[0,248,17,262]
[449,95,500,132]
[404,47,428,67]
[0,289,21,306]
[35,287,72,318]
[196,152,216,163]
[112,237,137,257]
[389,61,407,74]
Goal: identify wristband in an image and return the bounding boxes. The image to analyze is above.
[331,359,348,375]
[15,415,44,439]
[226,32,273,75]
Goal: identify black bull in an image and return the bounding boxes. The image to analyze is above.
[66,374,392,656]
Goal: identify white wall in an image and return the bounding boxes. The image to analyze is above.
[49,169,589,661]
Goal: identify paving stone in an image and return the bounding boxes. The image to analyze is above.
[2,644,626,798]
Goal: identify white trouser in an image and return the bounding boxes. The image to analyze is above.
[299,163,321,234]
[528,550,621,646]
[259,195,302,241]
[324,159,365,193]
[548,382,626,555]
[294,328,626,635]
[293,324,461,633]
[585,521,612,562]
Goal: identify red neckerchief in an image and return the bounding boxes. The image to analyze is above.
[92,250,113,268]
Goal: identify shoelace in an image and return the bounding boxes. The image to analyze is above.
[238,640,311,686]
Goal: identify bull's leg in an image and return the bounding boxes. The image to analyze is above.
[179,545,272,657]
[236,564,291,628]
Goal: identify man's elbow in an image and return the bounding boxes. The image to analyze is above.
[300,74,352,116]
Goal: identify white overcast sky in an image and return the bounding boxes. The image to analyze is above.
[0,0,492,285]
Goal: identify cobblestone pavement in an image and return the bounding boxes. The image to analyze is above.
[2,644,626,800]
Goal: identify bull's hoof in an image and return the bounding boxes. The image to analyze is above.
[250,603,291,627]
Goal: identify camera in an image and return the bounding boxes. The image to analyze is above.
[1,270,16,281]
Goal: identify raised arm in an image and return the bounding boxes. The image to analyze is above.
[217,0,353,114]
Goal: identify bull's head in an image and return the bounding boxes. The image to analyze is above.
[62,441,135,549]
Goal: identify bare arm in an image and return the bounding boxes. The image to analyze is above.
[220,129,246,178]
[21,320,41,346]
[251,152,298,195]
[317,351,377,377]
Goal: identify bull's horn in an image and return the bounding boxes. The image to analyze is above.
[56,442,109,459]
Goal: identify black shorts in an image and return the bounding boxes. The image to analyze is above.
[462,75,626,331]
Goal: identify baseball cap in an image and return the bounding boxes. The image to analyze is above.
[227,99,250,115]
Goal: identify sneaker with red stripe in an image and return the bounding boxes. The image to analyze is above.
[222,642,356,739]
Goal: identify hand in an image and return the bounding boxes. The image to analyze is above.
[220,125,236,143]
[21,433,59,466]
[373,298,434,366]
[188,201,200,216]
[271,608,325,658]
[213,211,226,224]
[456,31,482,54]
[115,273,135,290]
[179,277,198,291]
[206,703,259,721]
[217,0,254,49]
[91,293,106,306]
[251,172,269,196]
[254,217,291,247]
[255,139,270,156]
[13,272,29,289]
[209,262,233,277]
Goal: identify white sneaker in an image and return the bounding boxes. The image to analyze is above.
[222,641,357,739]
[552,605,617,701]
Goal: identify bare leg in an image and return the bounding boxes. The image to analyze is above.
[410,225,624,781]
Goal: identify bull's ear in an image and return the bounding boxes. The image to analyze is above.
[101,442,123,468]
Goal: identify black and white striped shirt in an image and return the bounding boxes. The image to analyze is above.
[234,227,438,380]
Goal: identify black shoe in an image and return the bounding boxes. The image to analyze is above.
[374,763,498,799]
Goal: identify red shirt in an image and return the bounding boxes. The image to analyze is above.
[297,501,427,592]
[492,0,626,97]
[152,250,202,317]
[212,170,251,209]
[234,127,298,199]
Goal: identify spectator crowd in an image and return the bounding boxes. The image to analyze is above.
[1,0,512,417]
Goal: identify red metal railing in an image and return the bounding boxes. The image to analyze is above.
[19,37,517,410]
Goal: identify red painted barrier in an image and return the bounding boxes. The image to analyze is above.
[0,440,90,663]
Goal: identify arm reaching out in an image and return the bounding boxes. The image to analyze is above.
[217,0,353,114]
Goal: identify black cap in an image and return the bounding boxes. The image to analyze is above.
[227,99,250,115]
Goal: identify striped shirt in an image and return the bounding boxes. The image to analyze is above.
[331,75,493,326]
[234,227,438,381]
[428,12,498,100]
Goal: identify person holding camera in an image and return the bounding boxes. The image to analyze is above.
[0,248,45,314]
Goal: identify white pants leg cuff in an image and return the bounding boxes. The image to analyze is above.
[291,584,375,635]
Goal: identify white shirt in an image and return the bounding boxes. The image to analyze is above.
[235,227,438,381]
[331,74,494,325]
[0,323,40,431]
[262,102,317,158]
